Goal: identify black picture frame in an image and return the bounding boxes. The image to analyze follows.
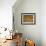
[21,13,36,25]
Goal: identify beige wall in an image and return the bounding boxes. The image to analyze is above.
[41,0,46,46]
[13,0,41,46]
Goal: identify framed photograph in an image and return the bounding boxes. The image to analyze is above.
[21,13,36,25]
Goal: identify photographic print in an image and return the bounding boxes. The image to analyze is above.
[21,13,36,25]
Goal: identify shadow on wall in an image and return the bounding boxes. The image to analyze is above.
[12,0,24,10]
[12,0,24,33]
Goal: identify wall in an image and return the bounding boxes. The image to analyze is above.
[41,0,46,46]
[0,0,16,38]
[0,0,16,30]
[13,0,41,46]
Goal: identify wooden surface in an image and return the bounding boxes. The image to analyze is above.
[0,33,23,46]
[0,39,16,46]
